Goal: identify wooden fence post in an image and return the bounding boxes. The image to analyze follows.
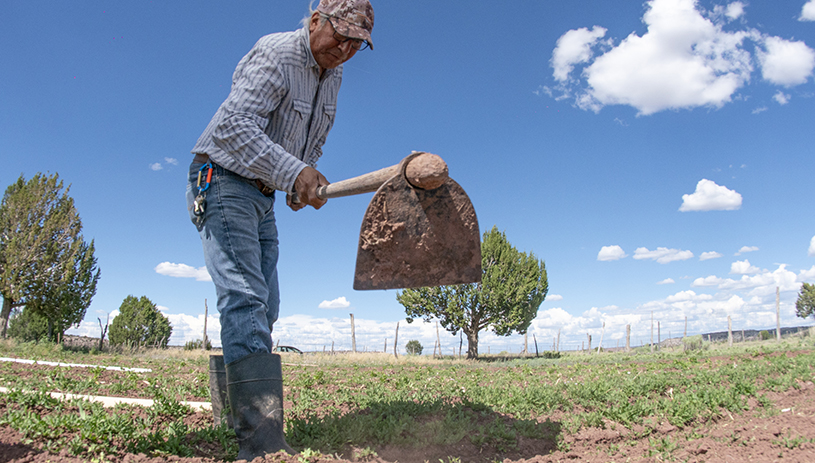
[776,287,781,342]
[435,321,441,358]
[203,299,208,350]
[597,322,605,354]
[350,313,356,353]
[728,316,733,347]
[393,322,399,359]
[524,332,528,355]
[626,324,631,352]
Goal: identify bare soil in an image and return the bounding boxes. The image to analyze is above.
[3,357,815,462]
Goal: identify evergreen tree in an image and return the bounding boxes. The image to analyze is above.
[405,339,423,355]
[109,295,173,348]
[7,307,49,342]
[397,226,548,359]
[0,173,100,340]
[795,282,815,321]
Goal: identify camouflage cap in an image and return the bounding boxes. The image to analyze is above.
[316,0,374,49]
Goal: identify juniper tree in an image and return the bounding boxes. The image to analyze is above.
[109,295,173,348]
[405,339,423,355]
[0,173,100,340]
[795,282,815,321]
[397,226,548,359]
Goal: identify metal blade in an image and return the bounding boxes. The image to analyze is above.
[353,173,481,290]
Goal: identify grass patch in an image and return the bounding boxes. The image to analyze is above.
[1,337,814,459]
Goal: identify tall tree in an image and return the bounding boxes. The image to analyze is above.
[109,295,173,348]
[795,282,815,321]
[0,173,100,339]
[396,226,548,359]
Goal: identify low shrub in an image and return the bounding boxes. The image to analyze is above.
[184,338,212,351]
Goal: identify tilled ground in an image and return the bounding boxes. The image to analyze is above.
[3,379,815,463]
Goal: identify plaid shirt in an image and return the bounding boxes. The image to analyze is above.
[192,27,342,194]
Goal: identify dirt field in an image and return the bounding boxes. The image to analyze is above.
[3,377,815,462]
[3,344,815,462]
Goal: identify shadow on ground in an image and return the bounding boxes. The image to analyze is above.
[287,398,562,463]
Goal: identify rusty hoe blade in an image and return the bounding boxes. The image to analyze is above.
[353,152,482,290]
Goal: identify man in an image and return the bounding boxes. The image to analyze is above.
[186,0,374,458]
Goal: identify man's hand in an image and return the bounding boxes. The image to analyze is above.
[288,166,329,211]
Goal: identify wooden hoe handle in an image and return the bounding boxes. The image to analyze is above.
[304,152,449,201]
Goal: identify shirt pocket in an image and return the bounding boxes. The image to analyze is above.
[283,98,313,143]
[303,103,337,166]
[313,103,337,140]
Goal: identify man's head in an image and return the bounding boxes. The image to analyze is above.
[309,0,374,70]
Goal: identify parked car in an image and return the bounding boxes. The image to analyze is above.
[273,345,302,354]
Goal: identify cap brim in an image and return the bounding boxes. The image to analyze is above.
[331,17,373,49]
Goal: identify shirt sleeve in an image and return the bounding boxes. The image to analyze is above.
[211,42,307,193]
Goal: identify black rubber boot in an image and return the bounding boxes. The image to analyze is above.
[226,352,295,459]
[208,355,233,428]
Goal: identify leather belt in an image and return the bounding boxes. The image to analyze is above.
[255,180,275,197]
[193,154,275,197]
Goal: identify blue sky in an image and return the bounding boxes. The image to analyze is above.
[2,0,814,354]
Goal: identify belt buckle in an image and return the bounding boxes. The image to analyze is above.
[255,180,274,197]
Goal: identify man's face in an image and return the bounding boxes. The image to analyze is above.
[309,13,359,70]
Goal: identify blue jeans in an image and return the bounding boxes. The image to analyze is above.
[186,160,280,365]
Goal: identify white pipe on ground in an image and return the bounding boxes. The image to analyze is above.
[0,386,210,410]
[0,357,152,373]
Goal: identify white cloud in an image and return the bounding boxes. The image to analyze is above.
[773,91,790,105]
[533,307,576,327]
[730,259,760,275]
[164,157,179,166]
[555,0,757,115]
[318,297,351,309]
[758,36,815,87]
[799,266,815,282]
[551,26,608,82]
[529,306,641,344]
[657,278,675,285]
[665,290,709,303]
[735,246,759,256]
[598,245,627,261]
[548,0,815,115]
[695,264,800,298]
[801,1,815,22]
[547,294,564,301]
[691,275,723,287]
[679,179,742,212]
[154,262,211,281]
[163,312,221,347]
[700,251,723,261]
[634,247,694,264]
[149,163,163,171]
[809,236,815,257]
[724,2,745,20]
[751,106,768,115]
